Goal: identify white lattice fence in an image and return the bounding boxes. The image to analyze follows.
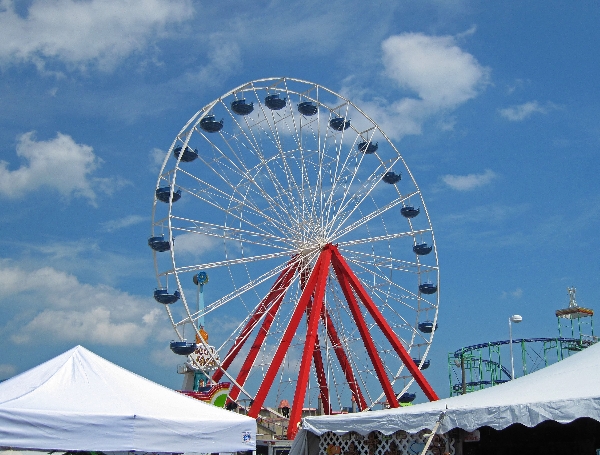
[318,430,454,455]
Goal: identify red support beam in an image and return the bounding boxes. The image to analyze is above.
[247,249,329,418]
[321,307,367,411]
[311,332,331,415]
[331,245,439,401]
[286,246,332,439]
[301,257,331,414]
[213,260,297,383]
[228,280,289,401]
[331,256,400,408]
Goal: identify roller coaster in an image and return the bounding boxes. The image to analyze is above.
[448,288,596,396]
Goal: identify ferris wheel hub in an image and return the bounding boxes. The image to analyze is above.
[298,239,329,258]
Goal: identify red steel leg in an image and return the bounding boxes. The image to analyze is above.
[213,260,297,383]
[331,256,400,408]
[331,245,439,401]
[228,280,289,401]
[321,307,367,411]
[247,249,329,418]
[286,246,332,439]
[304,287,331,415]
[301,256,331,414]
[311,332,331,415]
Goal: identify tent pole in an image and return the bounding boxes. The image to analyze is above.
[419,412,445,455]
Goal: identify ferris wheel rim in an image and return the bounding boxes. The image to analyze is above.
[150,77,440,414]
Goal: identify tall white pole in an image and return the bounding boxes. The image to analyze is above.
[509,315,522,380]
[509,317,515,380]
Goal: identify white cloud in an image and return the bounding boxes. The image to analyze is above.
[101,215,147,232]
[502,288,523,299]
[151,346,181,368]
[0,260,161,346]
[150,147,167,173]
[498,101,555,121]
[442,169,496,191]
[382,33,489,109]
[174,232,221,256]
[179,34,242,87]
[0,131,107,204]
[0,0,193,71]
[443,203,528,226]
[0,363,16,378]
[342,32,489,139]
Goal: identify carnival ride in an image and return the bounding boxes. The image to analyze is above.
[149,78,440,438]
[448,287,596,396]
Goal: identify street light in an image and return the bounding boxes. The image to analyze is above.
[509,314,523,380]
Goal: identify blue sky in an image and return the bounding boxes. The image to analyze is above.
[1,0,599,404]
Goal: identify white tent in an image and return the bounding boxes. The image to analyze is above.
[291,341,600,454]
[0,346,256,453]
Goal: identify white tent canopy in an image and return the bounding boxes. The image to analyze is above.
[0,345,256,453]
[291,340,600,454]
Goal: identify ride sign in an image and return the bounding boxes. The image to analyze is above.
[187,344,220,370]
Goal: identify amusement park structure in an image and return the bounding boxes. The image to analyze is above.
[149,78,441,440]
[448,287,596,396]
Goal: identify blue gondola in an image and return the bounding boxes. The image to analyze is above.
[231,99,254,115]
[399,392,416,403]
[412,358,430,370]
[329,117,350,131]
[156,187,181,203]
[170,340,197,355]
[173,146,198,162]
[382,171,401,184]
[265,94,286,110]
[200,115,223,133]
[418,321,438,333]
[358,141,378,154]
[401,206,420,218]
[148,236,170,252]
[413,243,432,255]
[419,283,438,295]
[154,288,181,304]
[298,101,318,116]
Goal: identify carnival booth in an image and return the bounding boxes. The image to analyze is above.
[291,341,600,455]
[0,346,256,453]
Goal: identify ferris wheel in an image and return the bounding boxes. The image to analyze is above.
[150,77,440,437]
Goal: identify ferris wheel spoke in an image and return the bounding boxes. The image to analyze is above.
[321,104,371,229]
[256,99,309,220]
[216,258,299,373]
[177,174,295,239]
[182,142,295,236]
[232,100,300,198]
[173,259,299,329]
[330,194,413,242]
[321,138,368,233]
[325,157,401,235]
[214,123,305,227]
[170,216,292,250]
[173,250,295,276]
[340,257,427,313]
[287,107,317,223]
[203,254,306,320]
[336,227,431,248]
[339,247,438,274]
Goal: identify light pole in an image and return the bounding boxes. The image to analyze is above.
[509,314,523,380]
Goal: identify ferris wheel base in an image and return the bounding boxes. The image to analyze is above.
[179,382,231,408]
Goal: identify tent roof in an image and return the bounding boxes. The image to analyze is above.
[0,345,256,453]
[298,340,600,438]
